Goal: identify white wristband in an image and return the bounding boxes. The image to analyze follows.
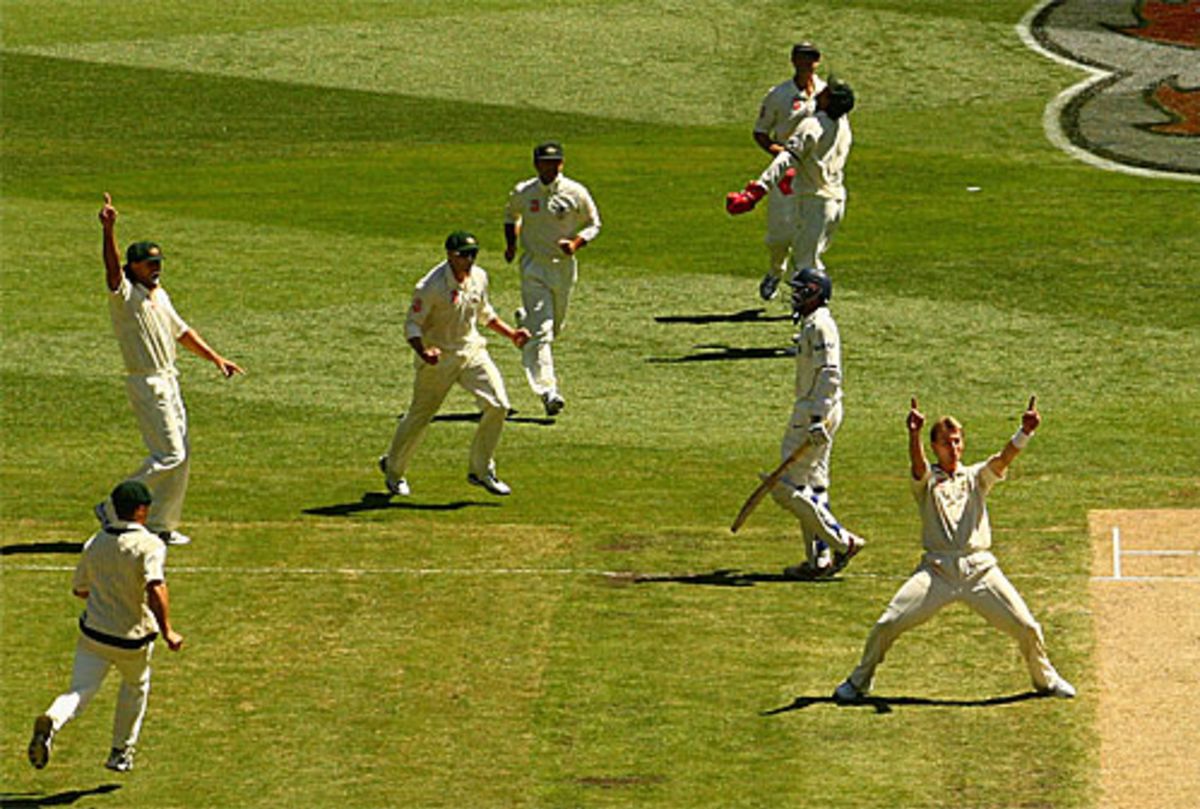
[1011,429,1033,450]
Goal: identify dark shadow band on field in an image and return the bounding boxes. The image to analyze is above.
[0,783,121,806]
[382,412,555,426]
[654,308,792,325]
[647,345,793,364]
[302,493,501,517]
[632,569,843,587]
[1,541,84,556]
[764,691,1046,716]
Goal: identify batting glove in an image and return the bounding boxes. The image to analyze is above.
[778,167,797,196]
[807,421,831,446]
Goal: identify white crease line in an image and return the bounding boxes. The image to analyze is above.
[3,563,1198,583]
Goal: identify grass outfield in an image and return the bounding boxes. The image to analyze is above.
[2,1,1197,807]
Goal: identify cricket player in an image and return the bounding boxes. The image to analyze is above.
[768,268,866,578]
[832,396,1077,701]
[29,481,184,773]
[751,42,827,302]
[503,141,601,417]
[730,78,854,288]
[97,193,244,546]
[380,231,531,497]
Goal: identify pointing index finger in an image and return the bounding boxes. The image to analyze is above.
[911,396,919,410]
[1028,395,1037,410]
[103,192,112,205]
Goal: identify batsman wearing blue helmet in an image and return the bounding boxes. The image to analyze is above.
[767,267,866,578]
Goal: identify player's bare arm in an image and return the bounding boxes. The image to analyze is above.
[504,223,519,263]
[99,192,122,291]
[487,318,531,349]
[753,131,785,156]
[146,580,184,651]
[907,396,928,480]
[988,395,1040,477]
[178,331,244,378]
[557,236,586,256]
[408,335,440,365]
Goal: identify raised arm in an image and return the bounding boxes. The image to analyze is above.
[99,192,122,291]
[987,395,1040,478]
[907,397,928,481]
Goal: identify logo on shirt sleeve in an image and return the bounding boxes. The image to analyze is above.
[450,290,460,304]
[412,297,423,313]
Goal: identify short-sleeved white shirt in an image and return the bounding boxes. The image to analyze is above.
[74,523,166,641]
[793,306,842,419]
[782,112,852,200]
[754,76,828,143]
[108,274,189,375]
[405,261,497,357]
[504,175,601,259]
[912,461,1004,554]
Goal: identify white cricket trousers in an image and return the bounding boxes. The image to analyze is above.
[124,373,189,533]
[519,252,577,397]
[791,195,844,272]
[847,552,1061,693]
[768,401,854,557]
[385,349,510,480]
[764,184,798,279]
[45,634,154,750]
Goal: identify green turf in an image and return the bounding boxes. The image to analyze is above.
[3,1,1197,807]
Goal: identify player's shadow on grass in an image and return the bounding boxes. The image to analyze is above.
[0,784,121,806]
[632,568,842,587]
[391,411,555,426]
[654,308,792,324]
[763,691,1047,716]
[1,541,84,556]
[302,492,501,517]
[647,344,794,364]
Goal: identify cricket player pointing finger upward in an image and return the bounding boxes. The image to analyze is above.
[96,193,244,546]
[503,141,601,417]
[832,396,1076,702]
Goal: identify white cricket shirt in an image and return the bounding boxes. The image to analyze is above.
[783,112,852,201]
[913,461,1004,554]
[108,274,189,375]
[504,175,601,259]
[754,75,828,142]
[793,306,842,419]
[405,261,497,357]
[74,523,166,641]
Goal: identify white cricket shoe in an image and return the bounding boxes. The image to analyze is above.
[105,746,135,772]
[468,472,512,496]
[542,391,565,417]
[1040,677,1077,699]
[378,455,410,497]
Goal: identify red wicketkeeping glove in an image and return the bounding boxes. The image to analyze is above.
[778,167,797,196]
[725,182,766,214]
